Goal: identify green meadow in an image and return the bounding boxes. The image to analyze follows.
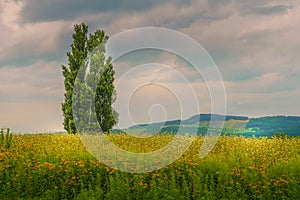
[1,129,300,199]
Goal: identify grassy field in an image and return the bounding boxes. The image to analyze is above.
[1,130,300,199]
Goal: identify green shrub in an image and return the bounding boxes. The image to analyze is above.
[271,133,290,139]
[0,128,13,151]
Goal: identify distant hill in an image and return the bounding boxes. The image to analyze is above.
[129,114,249,129]
[122,114,300,137]
[245,116,300,137]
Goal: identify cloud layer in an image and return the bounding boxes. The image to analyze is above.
[0,0,299,132]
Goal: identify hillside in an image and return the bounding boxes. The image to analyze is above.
[123,114,300,137]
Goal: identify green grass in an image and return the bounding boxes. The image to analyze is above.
[1,132,300,199]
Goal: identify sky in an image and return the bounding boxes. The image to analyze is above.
[0,0,299,133]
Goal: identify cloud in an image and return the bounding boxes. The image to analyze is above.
[226,89,300,118]
[113,50,202,84]
[178,1,300,83]
[96,0,235,35]
[0,1,74,67]
[224,71,300,117]
[113,60,207,128]
[0,21,73,67]
[0,61,64,103]
[0,60,65,132]
[18,0,171,23]
[250,5,292,15]
[1,0,300,132]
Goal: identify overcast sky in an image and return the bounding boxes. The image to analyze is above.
[0,0,299,133]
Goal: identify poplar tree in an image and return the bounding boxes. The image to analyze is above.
[62,23,118,134]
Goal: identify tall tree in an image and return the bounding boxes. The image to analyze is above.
[62,23,118,134]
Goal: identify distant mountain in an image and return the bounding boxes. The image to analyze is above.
[124,114,300,137]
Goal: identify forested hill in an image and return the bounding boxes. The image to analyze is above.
[129,114,249,129]
[245,116,300,136]
[125,114,300,137]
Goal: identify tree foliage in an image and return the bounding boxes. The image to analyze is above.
[62,23,118,134]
